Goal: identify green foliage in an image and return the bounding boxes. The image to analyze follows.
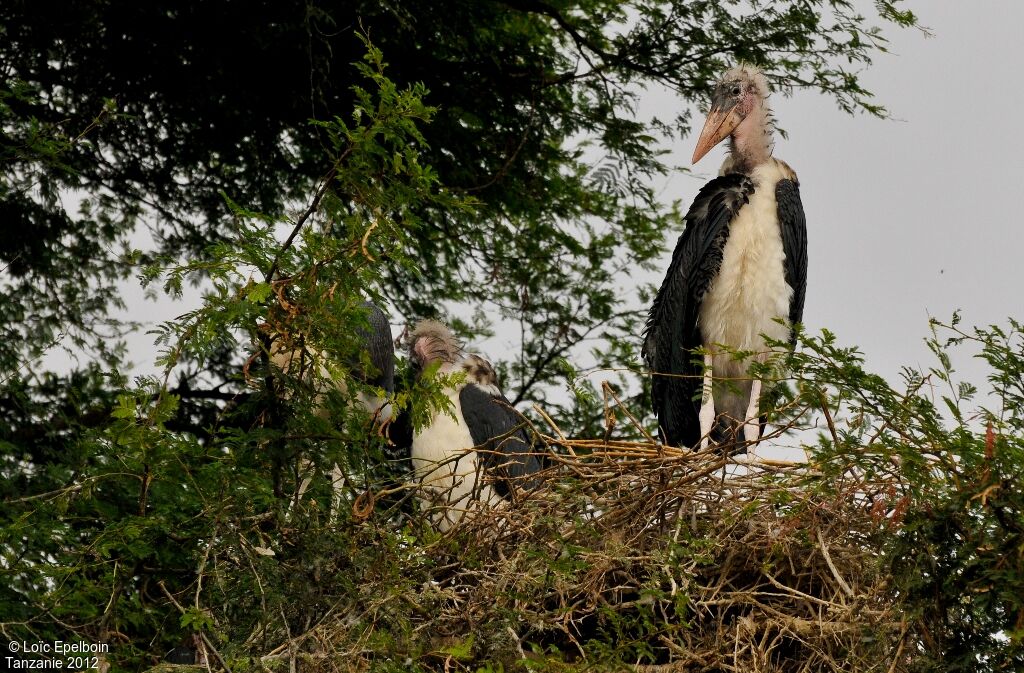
[0,39,465,670]
[11,5,1021,673]
[8,297,1024,672]
[0,79,130,375]
[787,317,1024,672]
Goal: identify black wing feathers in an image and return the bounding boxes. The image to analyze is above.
[459,384,541,499]
[775,179,807,342]
[357,301,396,392]
[642,174,755,448]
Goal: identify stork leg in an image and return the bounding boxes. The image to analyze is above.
[329,462,344,524]
[287,458,315,522]
[743,378,762,446]
[289,457,315,514]
[698,353,715,451]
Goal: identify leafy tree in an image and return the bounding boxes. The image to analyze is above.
[19,4,1024,673]
[1,0,920,421]
[2,39,460,669]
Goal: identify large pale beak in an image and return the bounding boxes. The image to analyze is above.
[691,104,744,164]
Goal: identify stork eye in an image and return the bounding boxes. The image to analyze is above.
[731,86,741,96]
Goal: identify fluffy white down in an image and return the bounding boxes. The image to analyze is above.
[410,368,502,532]
[697,158,795,423]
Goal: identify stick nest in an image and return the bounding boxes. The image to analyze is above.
[245,431,906,673]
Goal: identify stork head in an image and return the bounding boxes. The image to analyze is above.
[692,65,772,166]
[409,319,463,374]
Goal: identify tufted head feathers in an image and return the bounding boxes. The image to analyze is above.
[460,353,498,387]
[409,319,463,370]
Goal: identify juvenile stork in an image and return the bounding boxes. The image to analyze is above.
[270,300,395,422]
[408,320,541,531]
[270,300,396,514]
[643,65,807,451]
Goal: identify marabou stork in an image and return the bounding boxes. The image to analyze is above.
[270,300,397,509]
[643,65,807,451]
[270,300,395,422]
[408,319,541,531]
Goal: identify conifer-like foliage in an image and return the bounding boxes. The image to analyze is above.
[5,3,1022,672]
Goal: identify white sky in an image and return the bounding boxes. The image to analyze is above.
[785,2,1022,385]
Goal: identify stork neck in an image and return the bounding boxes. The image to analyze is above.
[727,102,774,175]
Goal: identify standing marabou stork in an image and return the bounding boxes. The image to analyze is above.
[643,65,807,451]
[408,320,541,531]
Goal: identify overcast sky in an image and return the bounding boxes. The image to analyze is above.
[789,2,1020,381]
